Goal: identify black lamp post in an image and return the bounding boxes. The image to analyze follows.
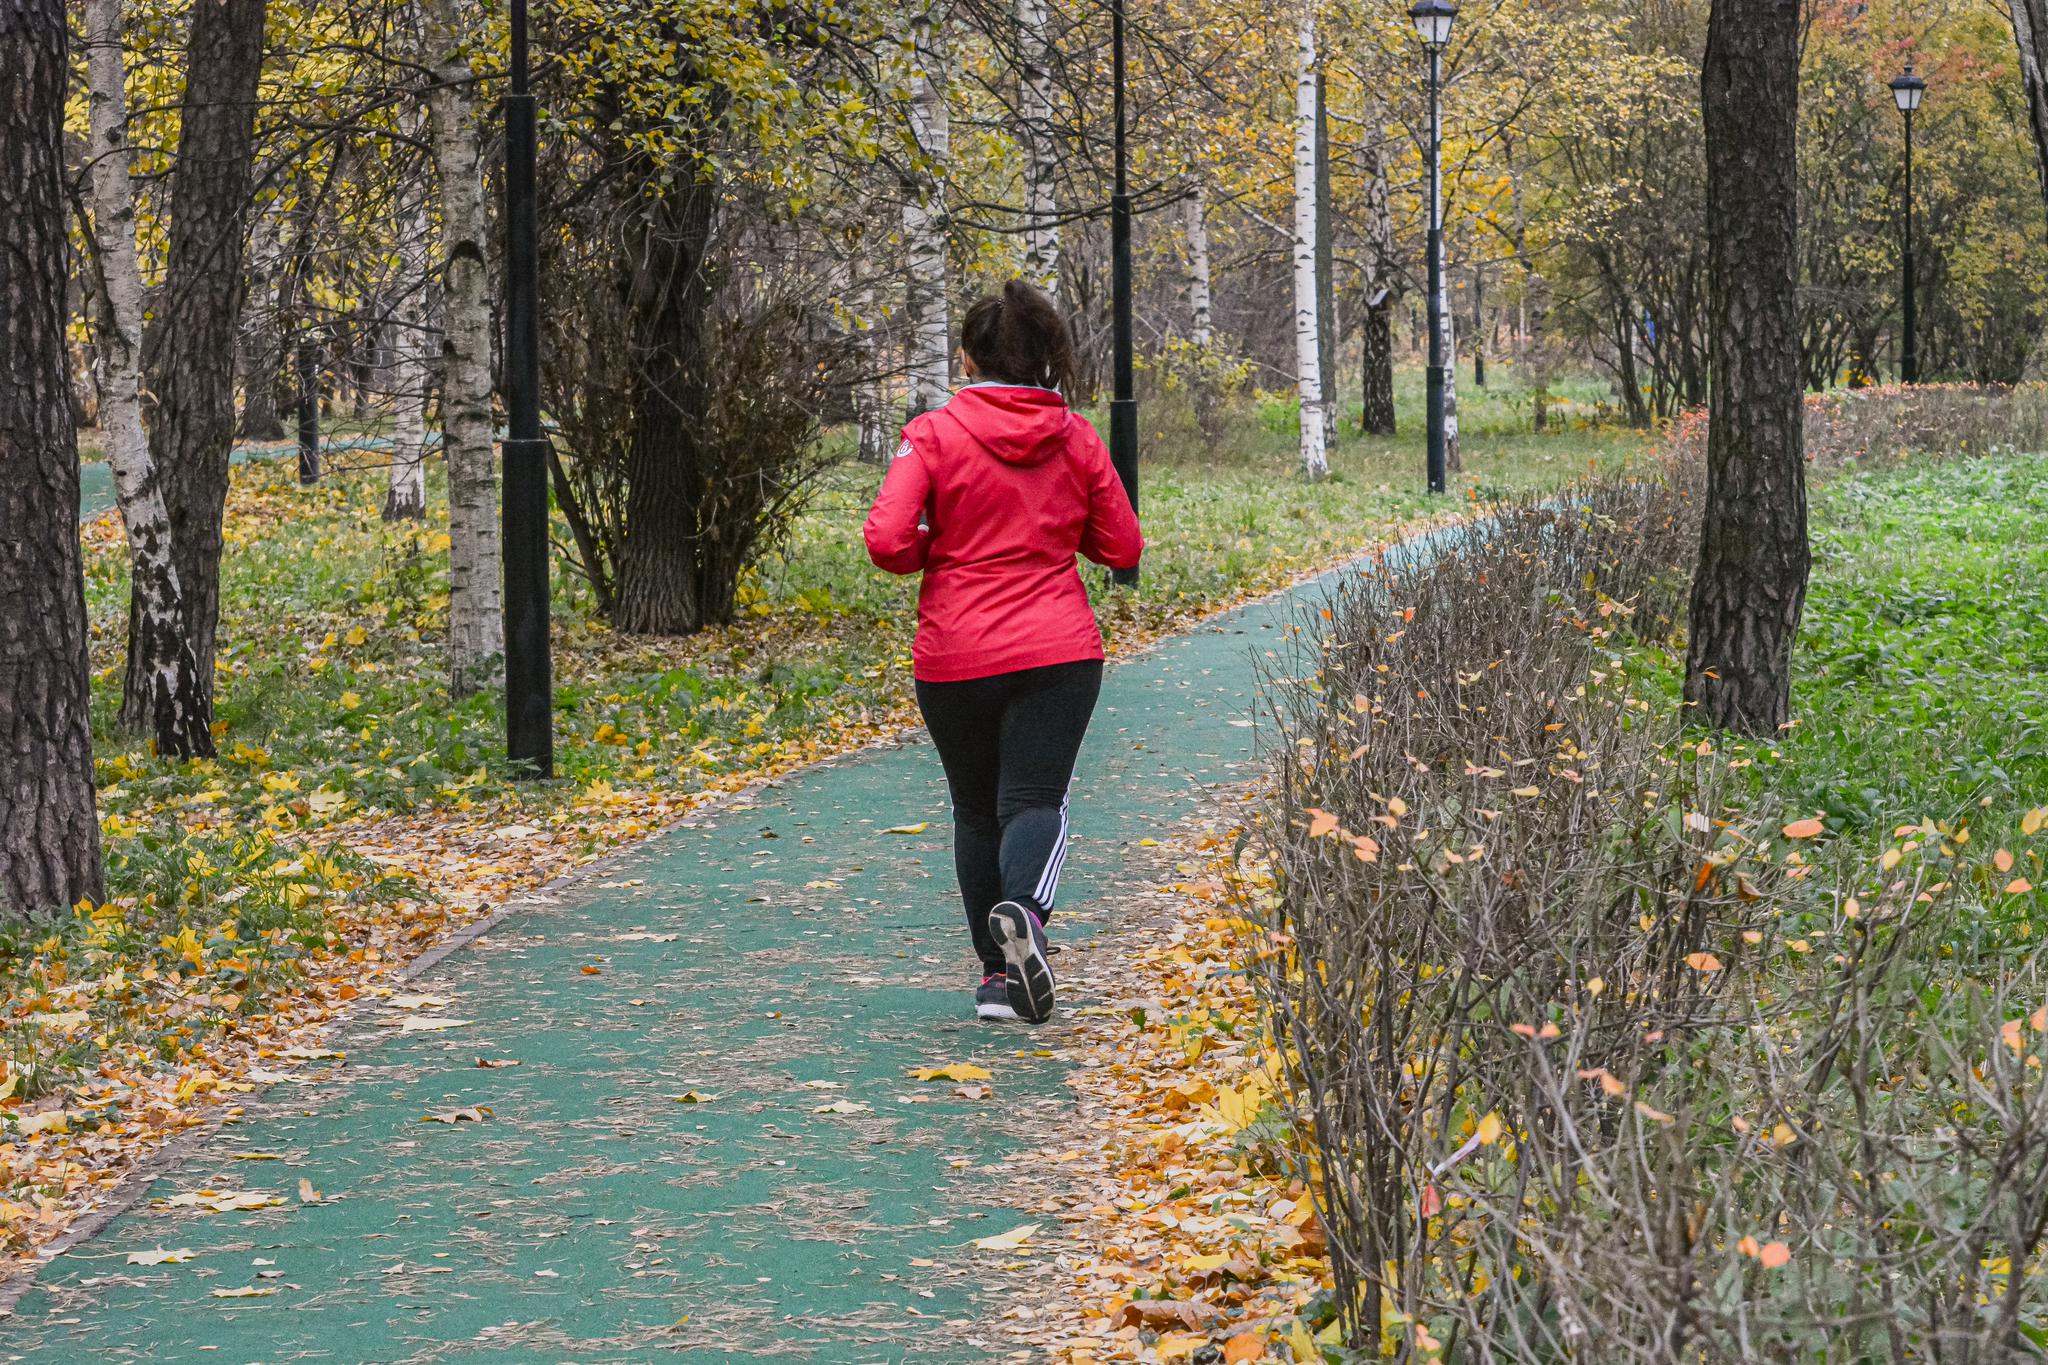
[1890,60,1926,385]
[1411,0,1455,495]
[503,0,553,777]
[1108,0,1138,587]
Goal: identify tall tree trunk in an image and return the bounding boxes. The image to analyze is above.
[422,0,504,696]
[1291,11,1327,480]
[1314,70,1337,446]
[1185,184,1213,349]
[238,197,286,440]
[903,4,951,418]
[1441,303,1460,472]
[1185,183,1220,439]
[126,0,267,730]
[1017,0,1059,290]
[1359,141,1396,436]
[383,192,430,521]
[0,0,105,916]
[1684,0,1808,735]
[2012,0,2048,217]
[84,0,214,759]
[853,283,892,464]
[612,160,720,636]
[1471,261,1486,387]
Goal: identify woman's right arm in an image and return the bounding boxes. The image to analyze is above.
[863,435,934,574]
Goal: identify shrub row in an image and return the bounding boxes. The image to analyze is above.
[1248,462,2048,1361]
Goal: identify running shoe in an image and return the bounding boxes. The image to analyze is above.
[975,973,1018,1021]
[988,901,1055,1023]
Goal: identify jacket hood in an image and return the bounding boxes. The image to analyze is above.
[938,385,1070,466]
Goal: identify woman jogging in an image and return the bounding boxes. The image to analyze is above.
[863,281,1144,1024]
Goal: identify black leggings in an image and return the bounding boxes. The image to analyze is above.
[915,659,1103,974]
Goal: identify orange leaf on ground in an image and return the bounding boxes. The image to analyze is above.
[1782,817,1825,839]
[1758,1241,1791,1269]
[1224,1331,1270,1364]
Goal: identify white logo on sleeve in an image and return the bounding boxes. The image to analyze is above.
[894,439,914,462]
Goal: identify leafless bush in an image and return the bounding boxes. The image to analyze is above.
[1661,384,2048,478]
[1248,466,2048,1362]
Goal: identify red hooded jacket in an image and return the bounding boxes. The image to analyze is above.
[864,384,1145,683]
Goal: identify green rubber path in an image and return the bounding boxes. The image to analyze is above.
[0,533,1447,1363]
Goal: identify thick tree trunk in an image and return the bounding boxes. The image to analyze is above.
[1684,0,1808,736]
[238,198,286,440]
[1314,71,1337,447]
[84,0,214,759]
[1017,0,1059,290]
[383,194,430,522]
[612,169,720,636]
[422,0,504,696]
[126,0,267,729]
[0,0,106,916]
[1359,142,1396,436]
[1291,12,1327,480]
[2012,0,2048,217]
[903,5,951,418]
[1360,299,1394,436]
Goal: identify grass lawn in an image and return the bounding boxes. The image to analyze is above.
[1702,452,2048,856]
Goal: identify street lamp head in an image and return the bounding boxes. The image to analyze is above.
[1890,61,1926,114]
[1410,0,1457,50]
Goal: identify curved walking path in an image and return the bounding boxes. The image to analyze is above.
[0,530,1440,1363]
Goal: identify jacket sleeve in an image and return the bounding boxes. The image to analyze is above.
[1077,422,1145,570]
[863,432,934,575]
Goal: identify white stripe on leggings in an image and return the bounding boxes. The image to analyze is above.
[1034,790,1072,908]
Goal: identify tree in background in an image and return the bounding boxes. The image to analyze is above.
[82,0,214,759]
[0,0,105,916]
[421,0,505,695]
[1291,7,1327,479]
[1685,0,1809,734]
[124,0,268,736]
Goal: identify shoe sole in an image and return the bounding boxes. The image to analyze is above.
[976,999,1020,1021]
[989,902,1055,1024]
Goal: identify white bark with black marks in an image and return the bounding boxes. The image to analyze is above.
[903,3,952,417]
[84,0,213,759]
[383,186,430,522]
[1017,0,1059,289]
[423,0,504,696]
[1292,10,1327,480]
[1185,184,1212,348]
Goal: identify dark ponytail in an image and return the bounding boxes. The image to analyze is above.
[959,279,1074,394]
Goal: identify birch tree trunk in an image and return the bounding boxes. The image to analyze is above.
[382,190,430,522]
[1,0,106,916]
[1314,70,1337,446]
[903,3,952,418]
[84,0,214,759]
[1185,185,1213,348]
[422,0,504,696]
[1685,0,1808,735]
[853,283,892,464]
[1359,142,1397,436]
[126,0,267,729]
[1441,302,1460,471]
[1184,183,1222,438]
[2012,0,2048,215]
[1291,10,1327,480]
[1017,0,1059,289]
[239,197,286,440]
